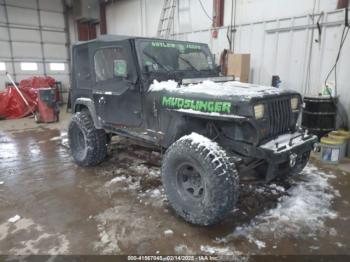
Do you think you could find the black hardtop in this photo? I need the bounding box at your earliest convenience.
[72,34,209,48]
[73,35,133,47]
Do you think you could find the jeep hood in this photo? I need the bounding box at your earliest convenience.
[149,80,297,102]
[148,80,299,119]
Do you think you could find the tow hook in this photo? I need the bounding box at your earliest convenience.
[313,142,321,153]
[289,153,297,167]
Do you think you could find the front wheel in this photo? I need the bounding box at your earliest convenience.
[68,110,107,167]
[161,133,239,226]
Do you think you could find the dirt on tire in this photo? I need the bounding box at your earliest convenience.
[68,110,107,167]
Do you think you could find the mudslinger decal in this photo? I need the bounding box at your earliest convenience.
[161,96,231,113]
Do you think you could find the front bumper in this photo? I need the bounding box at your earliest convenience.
[223,130,317,182]
[257,132,318,164]
[228,131,318,164]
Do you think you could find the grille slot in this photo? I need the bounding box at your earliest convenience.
[267,98,292,138]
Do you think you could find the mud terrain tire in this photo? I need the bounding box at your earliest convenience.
[68,110,107,166]
[161,133,239,226]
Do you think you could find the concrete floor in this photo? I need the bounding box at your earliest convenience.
[0,109,350,257]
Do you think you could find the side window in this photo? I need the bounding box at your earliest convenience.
[75,45,90,80]
[94,47,127,82]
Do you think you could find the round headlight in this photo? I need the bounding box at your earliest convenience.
[291,97,299,111]
[254,104,265,119]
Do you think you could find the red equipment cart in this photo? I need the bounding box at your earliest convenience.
[34,88,60,123]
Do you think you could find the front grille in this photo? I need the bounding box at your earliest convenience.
[267,98,292,138]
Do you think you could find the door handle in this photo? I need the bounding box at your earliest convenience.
[98,96,106,105]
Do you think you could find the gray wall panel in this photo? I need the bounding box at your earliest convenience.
[0,27,9,40]
[43,44,68,59]
[0,5,6,23]
[12,42,42,58]
[42,31,66,43]
[40,11,65,28]
[10,28,41,42]
[0,77,7,88]
[7,6,39,26]
[0,42,11,58]
[39,0,63,12]
[6,0,37,9]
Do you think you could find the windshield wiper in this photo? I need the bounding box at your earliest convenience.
[178,56,200,72]
[142,50,170,73]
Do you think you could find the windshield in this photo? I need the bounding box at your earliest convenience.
[137,39,216,74]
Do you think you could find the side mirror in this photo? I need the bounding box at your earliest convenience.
[114,59,128,78]
[144,64,154,74]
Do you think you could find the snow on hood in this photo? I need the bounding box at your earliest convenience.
[149,80,288,99]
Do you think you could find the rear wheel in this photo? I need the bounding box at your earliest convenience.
[68,110,107,166]
[161,133,239,226]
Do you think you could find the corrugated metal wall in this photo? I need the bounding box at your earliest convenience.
[176,9,349,95]
[0,0,70,94]
[106,0,350,126]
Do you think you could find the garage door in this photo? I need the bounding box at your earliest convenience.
[0,0,69,99]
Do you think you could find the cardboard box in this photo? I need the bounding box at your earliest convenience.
[227,53,250,83]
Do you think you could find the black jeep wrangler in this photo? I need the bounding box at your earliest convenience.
[68,35,317,226]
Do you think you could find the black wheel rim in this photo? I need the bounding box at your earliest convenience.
[176,163,204,201]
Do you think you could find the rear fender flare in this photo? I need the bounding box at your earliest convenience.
[73,98,102,129]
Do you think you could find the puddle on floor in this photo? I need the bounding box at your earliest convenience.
[0,128,349,257]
